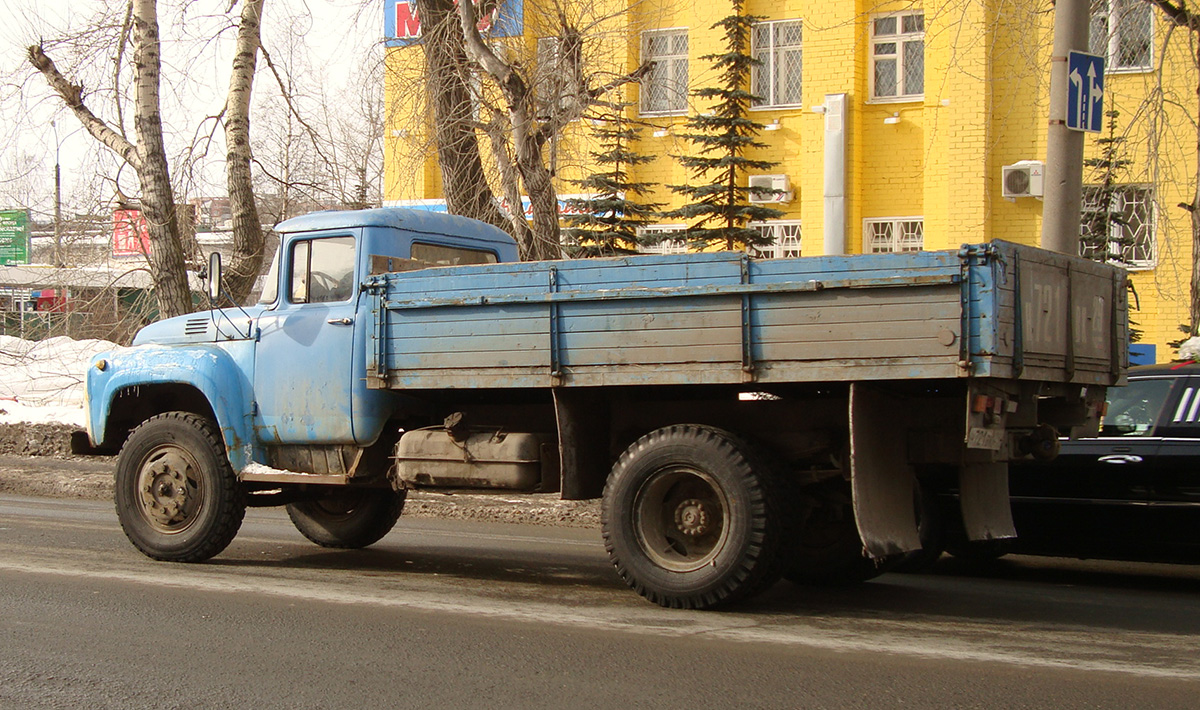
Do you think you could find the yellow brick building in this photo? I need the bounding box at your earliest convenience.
[383,0,1192,363]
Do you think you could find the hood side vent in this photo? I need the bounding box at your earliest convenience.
[184,318,211,336]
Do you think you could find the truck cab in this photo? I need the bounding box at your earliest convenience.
[84,208,517,473]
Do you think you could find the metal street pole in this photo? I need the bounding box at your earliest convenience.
[1041,0,1091,254]
[52,120,63,268]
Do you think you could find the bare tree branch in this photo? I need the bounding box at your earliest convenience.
[27,43,143,173]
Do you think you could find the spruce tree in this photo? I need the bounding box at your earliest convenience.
[1082,109,1142,343]
[1081,110,1134,263]
[562,104,664,257]
[665,0,784,251]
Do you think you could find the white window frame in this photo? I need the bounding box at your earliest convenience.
[863,217,924,253]
[1080,184,1156,269]
[746,220,802,259]
[869,11,925,103]
[1090,0,1154,74]
[638,224,689,254]
[640,28,689,116]
[751,19,803,110]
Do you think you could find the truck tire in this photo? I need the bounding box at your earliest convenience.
[286,489,406,549]
[114,412,246,562]
[781,482,886,586]
[601,425,785,609]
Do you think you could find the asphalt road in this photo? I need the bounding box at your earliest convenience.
[2,494,1199,709]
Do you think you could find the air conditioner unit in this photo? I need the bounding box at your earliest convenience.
[1002,160,1045,198]
[748,174,794,204]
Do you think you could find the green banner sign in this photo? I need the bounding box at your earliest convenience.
[0,209,30,266]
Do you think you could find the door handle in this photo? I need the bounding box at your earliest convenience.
[327,317,354,326]
[1097,454,1143,464]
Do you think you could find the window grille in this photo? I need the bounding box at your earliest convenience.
[641,29,689,115]
[751,20,802,108]
[871,12,924,100]
[638,225,689,254]
[863,217,924,253]
[747,221,802,258]
[1080,185,1155,268]
[1090,0,1153,72]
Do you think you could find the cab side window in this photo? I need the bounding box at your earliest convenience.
[290,236,356,304]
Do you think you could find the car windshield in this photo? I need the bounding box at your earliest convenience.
[1100,377,1174,436]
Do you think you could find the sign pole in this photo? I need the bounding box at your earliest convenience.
[1041,0,1091,255]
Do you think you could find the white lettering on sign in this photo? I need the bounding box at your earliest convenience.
[1026,282,1063,348]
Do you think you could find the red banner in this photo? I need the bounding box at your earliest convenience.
[113,209,151,257]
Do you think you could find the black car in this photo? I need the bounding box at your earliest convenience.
[912,363,1200,566]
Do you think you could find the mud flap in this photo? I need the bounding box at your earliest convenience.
[552,389,610,500]
[849,382,922,558]
[959,462,1017,542]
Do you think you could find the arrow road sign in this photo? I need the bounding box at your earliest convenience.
[1066,51,1105,133]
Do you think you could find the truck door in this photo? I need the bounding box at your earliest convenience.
[254,231,360,444]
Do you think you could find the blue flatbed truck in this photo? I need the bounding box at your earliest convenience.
[78,208,1127,609]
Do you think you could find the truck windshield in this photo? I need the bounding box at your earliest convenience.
[257,246,280,304]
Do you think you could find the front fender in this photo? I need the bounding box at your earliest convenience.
[87,343,257,470]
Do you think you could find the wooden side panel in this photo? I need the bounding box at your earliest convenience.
[371,244,1126,391]
[754,286,962,363]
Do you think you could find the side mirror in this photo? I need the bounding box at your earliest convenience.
[207,251,223,303]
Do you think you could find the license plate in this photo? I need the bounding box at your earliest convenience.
[967,426,1004,450]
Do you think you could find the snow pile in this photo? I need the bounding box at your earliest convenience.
[0,335,119,426]
[1179,336,1200,363]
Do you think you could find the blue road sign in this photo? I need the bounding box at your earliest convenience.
[1066,51,1105,133]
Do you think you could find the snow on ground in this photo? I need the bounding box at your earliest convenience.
[0,335,119,426]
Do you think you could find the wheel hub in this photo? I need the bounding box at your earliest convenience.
[139,452,194,528]
[674,498,711,537]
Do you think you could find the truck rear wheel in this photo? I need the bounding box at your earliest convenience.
[286,489,406,549]
[114,412,246,562]
[782,482,886,586]
[601,425,784,609]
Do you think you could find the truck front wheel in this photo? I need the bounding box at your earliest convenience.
[286,489,406,549]
[601,425,784,609]
[114,412,246,562]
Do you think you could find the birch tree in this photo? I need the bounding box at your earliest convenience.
[28,0,192,318]
[224,0,267,305]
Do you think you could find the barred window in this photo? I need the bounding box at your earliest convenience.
[864,217,924,253]
[751,20,802,109]
[1090,0,1153,72]
[747,221,802,259]
[871,12,924,100]
[638,225,689,254]
[1080,185,1155,268]
[641,29,689,115]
